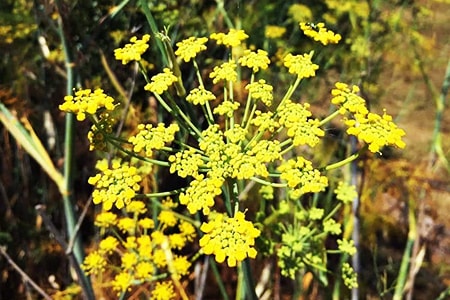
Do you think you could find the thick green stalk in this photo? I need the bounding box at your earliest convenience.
[393,200,416,300]
[54,1,94,298]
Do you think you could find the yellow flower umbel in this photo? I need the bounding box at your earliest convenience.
[88,159,142,210]
[210,28,249,47]
[175,36,208,62]
[283,52,319,78]
[238,49,271,72]
[128,123,180,157]
[299,22,341,45]
[114,34,151,64]
[210,61,238,83]
[345,111,406,153]
[59,88,116,121]
[144,68,179,95]
[199,211,260,267]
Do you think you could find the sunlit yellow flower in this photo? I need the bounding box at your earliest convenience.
[175,36,208,62]
[278,157,328,194]
[88,160,142,211]
[283,53,319,78]
[94,211,118,228]
[238,49,270,72]
[59,88,116,121]
[112,271,133,294]
[152,281,175,300]
[210,29,248,47]
[138,217,155,229]
[213,100,240,117]
[299,22,341,45]
[158,210,177,229]
[277,100,324,147]
[114,34,150,64]
[331,82,369,115]
[199,211,260,267]
[128,123,180,157]
[135,261,154,280]
[168,148,204,178]
[118,217,136,234]
[171,255,191,279]
[210,60,238,83]
[125,200,147,214]
[345,110,406,153]
[98,236,119,255]
[81,251,106,275]
[144,68,178,94]
[186,87,216,105]
[179,174,224,215]
[265,25,286,39]
[245,79,273,106]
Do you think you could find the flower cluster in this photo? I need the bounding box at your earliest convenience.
[331,82,406,152]
[82,197,195,298]
[210,28,248,47]
[265,25,286,39]
[283,52,319,78]
[114,34,151,64]
[128,123,180,157]
[87,159,142,210]
[60,18,406,296]
[300,22,342,45]
[199,211,260,267]
[278,157,328,196]
[59,88,116,121]
[175,36,208,62]
[144,68,179,94]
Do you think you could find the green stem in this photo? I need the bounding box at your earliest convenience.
[319,109,341,126]
[324,151,361,171]
[138,0,168,67]
[242,259,258,300]
[209,257,230,300]
[54,1,94,298]
[393,201,416,300]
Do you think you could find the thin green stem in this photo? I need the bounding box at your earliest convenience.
[138,0,168,66]
[319,109,341,126]
[324,151,361,171]
[209,257,230,300]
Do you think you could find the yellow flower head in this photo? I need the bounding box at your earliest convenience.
[186,87,216,105]
[152,281,175,300]
[210,29,248,47]
[331,82,369,115]
[112,272,133,295]
[94,211,118,228]
[199,211,260,267]
[114,34,150,64]
[299,22,341,45]
[265,25,286,39]
[245,79,273,106]
[81,251,107,275]
[345,110,406,153]
[238,49,270,72]
[128,123,180,157]
[210,60,238,83]
[175,36,208,62]
[179,174,224,215]
[213,100,240,117]
[144,68,178,94]
[278,157,328,194]
[88,161,142,211]
[283,53,319,78]
[98,236,119,255]
[277,100,324,147]
[59,88,116,121]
